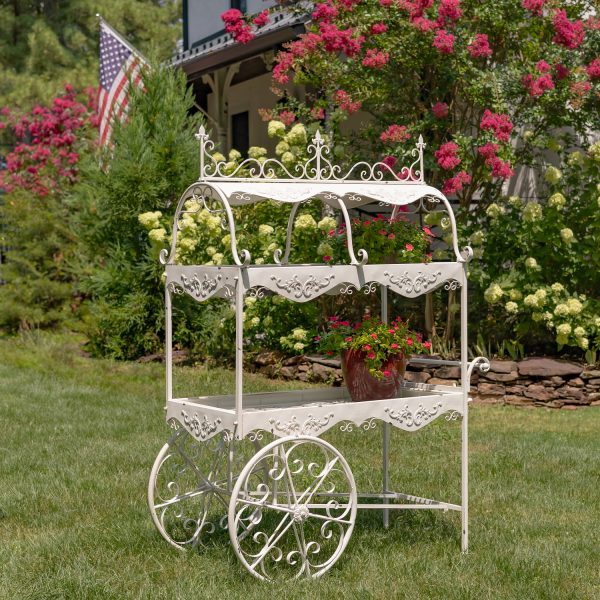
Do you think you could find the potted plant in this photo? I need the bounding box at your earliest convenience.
[316,315,431,401]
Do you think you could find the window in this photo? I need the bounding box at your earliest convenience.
[230,0,247,12]
[231,111,249,157]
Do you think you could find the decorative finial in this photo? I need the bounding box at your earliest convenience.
[195,125,207,140]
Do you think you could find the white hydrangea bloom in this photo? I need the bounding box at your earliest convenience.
[579,338,589,350]
[148,228,167,243]
[588,141,600,161]
[486,203,504,219]
[470,230,485,245]
[251,316,260,327]
[524,294,538,308]
[551,283,564,294]
[543,312,553,321]
[212,253,224,265]
[560,228,574,243]
[556,323,572,336]
[532,312,543,322]
[292,328,307,341]
[255,257,265,264]
[275,141,290,156]
[179,216,197,231]
[294,214,318,230]
[244,296,256,307]
[484,283,504,303]
[263,316,272,327]
[567,151,584,166]
[525,257,538,270]
[595,317,600,327]
[259,224,274,236]
[211,152,226,163]
[574,326,585,338]
[505,301,519,314]
[228,149,242,161]
[509,289,523,301]
[548,193,566,209]
[567,298,583,314]
[285,123,307,146]
[248,146,267,159]
[179,237,196,251]
[544,166,562,184]
[507,195,522,207]
[523,203,542,222]
[293,342,305,352]
[138,211,162,230]
[317,242,334,256]
[534,289,547,302]
[554,303,569,316]
[281,151,295,167]
[318,216,337,231]
[267,120,286,138]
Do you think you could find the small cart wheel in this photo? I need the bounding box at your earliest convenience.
[148,427,231,550]
[228,435,357,581]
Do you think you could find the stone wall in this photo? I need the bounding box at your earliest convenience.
[251,353,600,409]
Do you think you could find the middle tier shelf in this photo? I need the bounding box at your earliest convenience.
[166,382,465,442]
[165,261,465,303]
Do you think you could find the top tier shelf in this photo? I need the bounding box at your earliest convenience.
[160,128,473,268]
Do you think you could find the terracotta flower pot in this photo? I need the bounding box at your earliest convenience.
[341,349,408,402]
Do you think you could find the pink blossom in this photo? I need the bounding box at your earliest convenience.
[364,344,372,351]
[536,60,551,73]
[371,23,388,35]
[253,10,269,27]
[423,341,432,350]
[468,34,492,58]
[522,73,554,97]
[379,0,393,6]
[391,343,399,349]
[553,9,585,49]
[406,338,414,346]
[555,63,570,80]
[477,142,499,160]
[586,59,600,80]
[323,255,332,262]
[345,336,353,342]
[435,141,461,170]
[319,22,364,57]
[380,125,411,144]
[311,106,325,120]
[570,80,591,98]
[405,243,414,251]
[382,155,397,168]
[388,233,396,240]
[480,109,513,143]
[432,29,455,54]
[338,0,361,9]
[442,171,472,195]
[289,33,321,58]
[379,229,388,235]
[279,110,296,126]
[382,370,391,378]
[221,8,243,24]
[487,157,514,179]
[438,0,462,23]
[273,51,293,84]
[432,102,449,119]
[371,333,378,339]
[423,226,435,237]
[362,48,390,69]
[312,2,338,22]
[367,351,376,359]
[221,9,255,44]
[411,17,438,32]
[522,0,545,16]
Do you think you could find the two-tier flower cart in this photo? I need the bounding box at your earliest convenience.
[147,127,489,581]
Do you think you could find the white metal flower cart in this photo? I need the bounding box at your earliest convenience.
[148,127,489,581]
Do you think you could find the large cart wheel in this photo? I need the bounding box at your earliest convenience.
[228,436,357,581]
[148,427,232,550]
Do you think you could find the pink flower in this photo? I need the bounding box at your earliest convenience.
[379,229,388,235]
[362,48,390,69]
[487,157,514,179]
[371,22,388,34]
[367,351,376,359]
[477,142,499,159]
[423,226,435,237]
[319,22,364,57]
[279,110,296,126]
[345,336,353,342]
[432,102,449,119]
[371,333,378,339]
[468,34,492,58]
[438,0,462,23]
[380,124,411,144]
[406,338,414,346]
[536,60,551,73]
[480,109,513,143]
[553,9,585,49]
[323,255,332,262]
[435,141,461,170]
[363,344,372,351]
[311,106,326,120]
[405,243,414,251]
[586,58,600,80]
[314,335,321,341]
[253,10,270,27]
[273,51,293,84]
[391,343,399,349]
[221,8,243,24]
[382,155,397,169]
[388,233,396,240]
[411,17,438,32]
[423,341,432,350]
[221,9,255,44]
[570,80,591,99]
[522,73,554,97]
[379,0,393,6]
[334,90,362,114]
[442,171,472,195]
[522,0,545,16]
[382,370,391,378]
[312,2,338,22]
[432,29,455,54]
[555,63,570,80]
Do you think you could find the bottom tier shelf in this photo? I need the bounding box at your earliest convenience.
[166,382,465,442]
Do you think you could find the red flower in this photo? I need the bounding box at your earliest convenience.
[367,351,376,359]
[423,341,432,350]
[371,23,388,35]
[382,155,397,169]
[412,17,438,32]
[334,90,362,114]
[388,233,396,240]
[323,255,332,262]
[435,141,461,170]
[253,10,270,27]
[391,343,399,349]
[432,29,455,54]
[586,58,600,80]
[311,106,326,120]
[423,226,435,237]
[487,157,514,179]
[553,9,585,49]
[380,124,411,144]
[405,243,414,251]
[536,60,551,73]
[432,102,449,119]
[438,0,462,23]
[279,110,296,126]
[442,171,472,194]
[379,229,388,235]
[345,336,353,342]
[468,34,492,58]
[382,370,392,378]
[362,48,390,69]
[371,333,378,339]
[522,0,545,16]
[363,344,372,351]
[522,73,554,97]
[477,142,499,159]
[555,63,570,80]
[312,2,338,22]
[480,109,513,143]
[407,338,413,345]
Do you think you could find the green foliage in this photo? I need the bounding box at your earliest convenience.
[467,143,600,356]
[75,63,202,359]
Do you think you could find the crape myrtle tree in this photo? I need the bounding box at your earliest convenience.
[223,0,600,347]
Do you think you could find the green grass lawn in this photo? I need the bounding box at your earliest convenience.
[0,332,599,599]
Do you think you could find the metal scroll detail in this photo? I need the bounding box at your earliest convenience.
[181,410,222,440]
[269,413,335,436]
[197,125,425,183]
[384,402,444,429]
[384,270,443,295]
[339,418,377,432]
[270,274,335,300]
[180,273,221,299]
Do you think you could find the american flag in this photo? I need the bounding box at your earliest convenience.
[97,19,146,147]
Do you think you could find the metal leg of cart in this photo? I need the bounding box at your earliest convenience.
[460,261,469,553]
[381,285,390,529]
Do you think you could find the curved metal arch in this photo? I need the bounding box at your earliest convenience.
[160,182,251,267]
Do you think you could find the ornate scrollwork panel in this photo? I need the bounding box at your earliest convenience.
[383,269,443,296]
[385,402,444,429]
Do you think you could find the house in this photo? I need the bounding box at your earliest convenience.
[172,1,309,154]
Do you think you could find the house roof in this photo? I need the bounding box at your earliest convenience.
[171,8,309,78]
